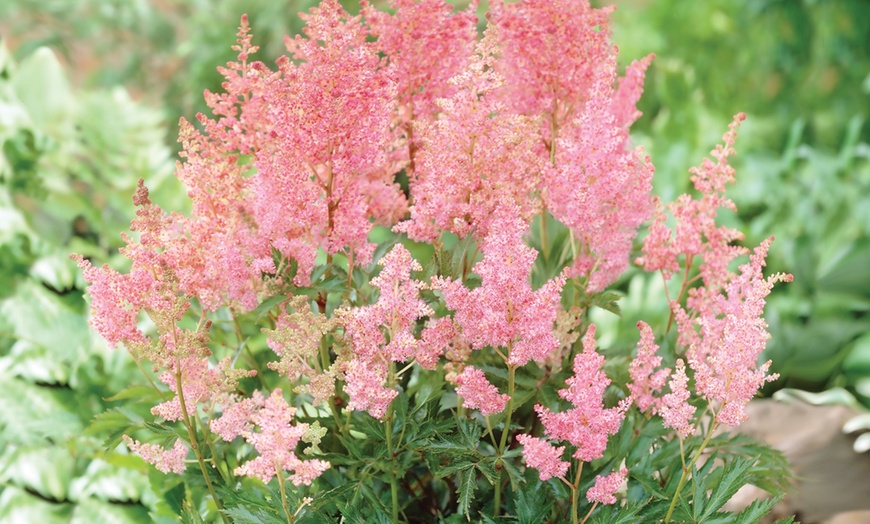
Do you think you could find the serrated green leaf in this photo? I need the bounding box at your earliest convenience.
[252,294,289,321]
[732,496,781,524]
[457,468,477,520]
[698,458,755,521]
[515,483,550,524]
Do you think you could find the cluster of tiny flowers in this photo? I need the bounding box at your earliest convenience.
[342,245,440,418]
[627,321,670,414]
[658,360,696,440]
[515,434,569,482]
[454,366,510,416]
[433,204,564,366]
[586,467,629,505]
[265,296,339,405]
[230,389,330,486]
[123,436,187,475]
[685,238,792,427]
[529,325,628,464]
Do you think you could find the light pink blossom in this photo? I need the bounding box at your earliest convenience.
[535,325,627,462]
[453,366,510,416]
[586,467,628,505]
[433,204,564,366]
[234,389,330,486]
[516,434,569,481]
[627,321,670,413]
[123,436,187,475]
[659,359,696,440]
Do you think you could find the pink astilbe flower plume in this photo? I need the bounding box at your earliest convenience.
[516,434,569,481]
[638,113,749,295]
[586,467,628,505]
[547,60,655,290]
[658,359,696,440]
[233,389,330,486]
[342,245,443,418]
[533,325,628,463]
[491,0,654,291]
[253,0,406,274]
[363,0,478,174]
[432,204,564,366]
[628,321,670,414]
[397,24,543,242]
[265,296,340,406]
[454,366,510,416]
[123,437,188,475]
[684,238,792,427]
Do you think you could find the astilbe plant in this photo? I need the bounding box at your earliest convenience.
[74,1,795,522]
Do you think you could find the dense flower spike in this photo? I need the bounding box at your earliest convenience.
[659,359,696,440]
[492,0,654,291]
[454,366,510,416]
[255,0,406,272]
[516,434,570,481]
[586,467,628,505]
[638,113,749,291]
[398,25,543,242]
[433,204,564,366]
[265,296,339,405]
[685,238,792,426]
[534,325,628,462]
[342,245,438,418]
[234,389,330,486]
[628,321,670,413]
[363,0,478,173]
[123,436,187,475]
[547,61,655,290]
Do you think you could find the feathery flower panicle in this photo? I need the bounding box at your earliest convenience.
[534,325,627,462]
[211,393,264,442]
[152,355,256,423]
[265,296,339,405]
[658,359,696,440]
[123,436,188,475]
[234,389,330,486]
[363,0,479,172]
[253,0,405,272]
[432,204,564,366]
[546,56,655,291]
[343,359,398,420]
[516,434,569,481]
[342,245,441,418]
[453,366,510,416]
[685,238,792,427]
[638,113,749,294]
[491,0,614,129]
[398,24,543,242]
[586,467,628,505]
[628,321,670,414]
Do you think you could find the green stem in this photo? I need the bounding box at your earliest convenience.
[385,363,399,523]
[277,470,294,524]
[175,368,229,524]
[571,461,584,524]
[493,364,517,516]
[319,337,344,431]
[579,501,598,524]
[665,420,719,522]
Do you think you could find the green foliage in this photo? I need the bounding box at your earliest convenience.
[0,37,178,523]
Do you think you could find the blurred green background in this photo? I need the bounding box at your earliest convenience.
[0,0,868,521]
